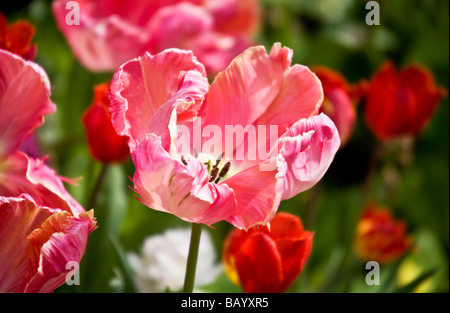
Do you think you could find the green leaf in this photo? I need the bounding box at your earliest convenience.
[394,268,437,293]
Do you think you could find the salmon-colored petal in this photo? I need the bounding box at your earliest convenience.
[236,64,322,168]
[256,64,322,129]
[0,49,55,158]
[224,159,285,230]
[202,44,293,157]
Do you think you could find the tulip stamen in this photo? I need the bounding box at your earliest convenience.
[181,155,188,166]
[208,167,219,182]
[214,162,231,184]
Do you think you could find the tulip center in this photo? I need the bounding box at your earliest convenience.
[181,152,231,184]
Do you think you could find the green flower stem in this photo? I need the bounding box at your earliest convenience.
[87,162,108,210]
[183,223,203,293]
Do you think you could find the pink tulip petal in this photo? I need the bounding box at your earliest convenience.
[145,2,251,74]
[132,134,235,226]
[146,2,213,54]
[207,0,261,36]
[279,113,340,200]
[0,49,55,158]
[224,113,339,229]
[146,70,209,153]
[109,49,206,151]
[0,195,55,292]
[0,152,84,215]
[24,209,96,293]
[52,0,151,72]
[188,31,250,75]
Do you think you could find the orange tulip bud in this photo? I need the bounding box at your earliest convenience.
[355,205,411,264]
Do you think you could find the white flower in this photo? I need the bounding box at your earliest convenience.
[128,228,222,293]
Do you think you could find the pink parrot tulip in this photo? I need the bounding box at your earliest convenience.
[52,0,260,74]
[0,48,96,292]
[110,43,341,230]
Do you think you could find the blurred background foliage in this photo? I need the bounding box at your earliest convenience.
[2,0,448,293]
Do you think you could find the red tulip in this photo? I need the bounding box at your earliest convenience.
[0,12,36,60]
[82,83,130,163]
[364,61,446,140]
[222,212,313,293]
[355,205,411,264]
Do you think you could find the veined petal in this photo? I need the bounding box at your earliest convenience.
[202,43,293,157]
[278,113,340,200]
[0,49,55,158]
[109,49,206,151]
[132,134,235,226]
[233,63,323,170]
[0,195,54,293]
[24,209,96,293]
